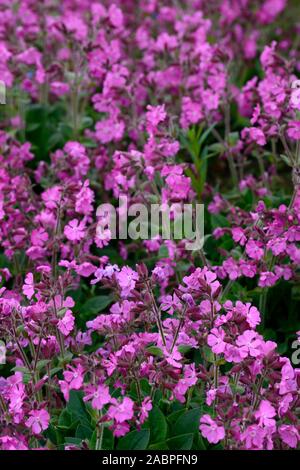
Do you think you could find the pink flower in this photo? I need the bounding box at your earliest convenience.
[25,409,50,435]
[163,347,182,368]
[207,328,226,354]
[59,364,84,401]
[199,415,225,444]
[108,4,124,28]
[22,273,35,300]
[58,310,75,336]
[286,121,300,140]
[236,330,262,358]
[50,81,70,97]
[242,127,266,146]
[258,271,278,288]
[108,397,134,423]
[232,227,247,246]
[279,360,297,395]
[183,267,221,296]
[42,185,62,209]
[83,384,111,410]
[267,237,286,256]
[75,262,97,277]
[245,240,264,260]
[0,436,28,450]
[64,219,86,242]
[180,97,203,129]
[254,400,276,427]
[206,388,217,406]
[6,372,26,420]
[75,180,94,215]
[224,344,245,363]
[278,425,300,448]
[95,118,125,144]
[30,228,48,246]
[160,293,181,315]
[111,422,130,437]
[245,304,261,328]
[242,425,266,450]
[146,104,166,135]
[173,364,197,402]
[63,15,88,41]
[116,266,138,297]
[278,393,293,417]
[138,397,152,424]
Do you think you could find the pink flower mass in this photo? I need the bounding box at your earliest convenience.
[0,0,299,455]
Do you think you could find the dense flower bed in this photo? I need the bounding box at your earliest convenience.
[0,0,299,451]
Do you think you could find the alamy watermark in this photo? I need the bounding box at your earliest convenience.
[0,80,6,105]
[291,339,300,365]
[0,341,6,365]
[291,79,300,107]
[96,196,204,251]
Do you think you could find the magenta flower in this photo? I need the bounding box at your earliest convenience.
[25,409,50,435]
[232,227,247,246]
[245,240,264,260]
[242,127,266,146]
[242,425,266,450]
[59,364,84,401]
[207,328,226,354]
[146,104,166,134]
[138,397,152,424]
[115,266,139,297]
[83,384,111,410]
[236,330,262,358]
[64,219,86,242]
[254,400,276,427]
[279,425,300,448]
[199,415,225,444]
[111,422,130,438]
[108,397,134,423]
[22,273,35,300]
[173,364,197,402]
[286,121,300,140]
[0,436,28,450]
[58,309,75,336]
[245,303,261,328]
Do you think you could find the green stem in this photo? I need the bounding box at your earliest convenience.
[95,412,104,451]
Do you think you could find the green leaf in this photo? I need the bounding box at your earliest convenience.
[148,441,169,450]
[198,123,217,146]
[177,345,192,354]
[167,409,185,426]
[80,295,113,317]
[64,437,82,448]
[192,432,207,450]
[166,433,194,450]
[158,245,169,258]
[11,366,31,383]
[210,213,230,230]
[36,359,51,370]
[148,406,168,444]
[75,424,93,440]
[117,429,150,450]
[203,345,215,363]
[146,346,163,357]
[67,391,92,430]
[57,409,76,430]
[173,408,201,436]
[89,428,114,450]
[45,424,63,447]
[25,103,70,161]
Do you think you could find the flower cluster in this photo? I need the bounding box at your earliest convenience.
[0,0,299,452]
